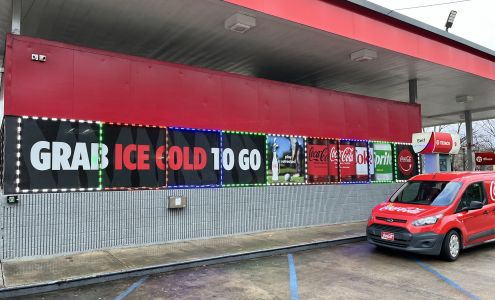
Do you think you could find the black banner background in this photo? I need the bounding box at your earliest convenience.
[167,129,220,187]
[222,133,266,185]
[19,118,100,191]
[102,124,166,188]
[395,144,419,181]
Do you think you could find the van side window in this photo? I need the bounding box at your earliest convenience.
[456,182,487,212]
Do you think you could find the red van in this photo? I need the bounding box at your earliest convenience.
[367,172,495,261]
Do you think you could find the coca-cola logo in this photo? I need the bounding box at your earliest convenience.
[329,146,338,162]
[308,146,329,162]
[340,147,354,163]
[398,149,414,175]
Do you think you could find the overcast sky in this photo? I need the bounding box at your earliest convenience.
[367,0,495,51]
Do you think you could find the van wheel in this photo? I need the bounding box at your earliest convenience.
[441,230,461,261]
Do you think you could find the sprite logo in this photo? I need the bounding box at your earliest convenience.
[373,144,393,181]
[374,151,392,166]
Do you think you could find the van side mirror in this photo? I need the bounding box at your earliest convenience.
[469,201,483,210]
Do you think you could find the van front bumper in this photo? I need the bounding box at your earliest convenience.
[367,224,445,256]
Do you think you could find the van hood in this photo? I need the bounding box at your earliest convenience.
[373,202,446,219]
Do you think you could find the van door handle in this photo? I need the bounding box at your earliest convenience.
[484,210,489,215]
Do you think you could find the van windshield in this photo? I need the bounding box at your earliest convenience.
[390,181,462,206]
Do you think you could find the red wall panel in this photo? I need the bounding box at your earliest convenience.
[4,35,421,142]
[257,81,292,134]
[318,89,346,138]
[289,86,319,136]
[73,51,131,121]
[9,38,74,117]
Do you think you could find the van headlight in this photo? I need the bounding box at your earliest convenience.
[412,214,443,226]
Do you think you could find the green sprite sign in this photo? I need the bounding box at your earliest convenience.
[370,143,393,181]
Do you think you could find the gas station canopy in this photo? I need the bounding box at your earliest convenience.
[0,0,494,127]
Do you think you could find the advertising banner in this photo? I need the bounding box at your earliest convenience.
[102,124,166,189]
[222,132,266,185]
[267,135,305,184]
[307,138,328,183]
[475,152,495,165]
[339,140,368,182]
[395,144,419,181]
[306,138,339,183]
[369,142,393,182]
[339,141,355,181]
[356,143,369,181]
[167,128,221,187]
[5,114,420,193]
[17,117,101,191]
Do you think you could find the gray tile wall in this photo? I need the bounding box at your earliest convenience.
[0,184,401,259]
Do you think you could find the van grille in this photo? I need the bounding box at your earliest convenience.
[376,216,407,224]
[369,224,409,234]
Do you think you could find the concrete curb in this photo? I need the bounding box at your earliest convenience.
[0,235,366,298]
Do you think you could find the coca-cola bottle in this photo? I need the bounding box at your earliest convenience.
[271,138,279,182]
[329,139,339,182]
[354,141,369,182]
[339,140,356,182]
[307,138,329,183]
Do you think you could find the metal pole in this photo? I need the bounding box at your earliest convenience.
[11,0,21,35]
[464,110,474,171]
[408,79,417,104]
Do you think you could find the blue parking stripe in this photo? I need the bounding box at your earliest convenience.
[114,276,149,300]
[288,254,299,300]
[415,260,480,300]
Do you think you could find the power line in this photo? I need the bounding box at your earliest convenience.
[394,0,472,11]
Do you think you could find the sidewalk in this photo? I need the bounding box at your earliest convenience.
[0,221,366,295]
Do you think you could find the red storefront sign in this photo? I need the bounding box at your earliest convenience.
[475,152,495,165]
[412,132,460,154]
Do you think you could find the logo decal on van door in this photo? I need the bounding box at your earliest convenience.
[490,181,495,201]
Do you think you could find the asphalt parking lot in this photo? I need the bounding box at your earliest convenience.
[15,240,495,300]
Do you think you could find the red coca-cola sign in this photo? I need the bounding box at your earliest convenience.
[475,152,495,165]
[307,145,329,176]
[398,148,414,176]
[339,144,356,178]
